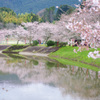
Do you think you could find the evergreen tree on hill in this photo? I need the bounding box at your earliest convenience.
[56,5,75,20]
[0,7,16,16]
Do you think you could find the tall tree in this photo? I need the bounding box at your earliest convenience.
[65,0,100,58]
[42,6,55,23]
[21,22,39,45]
[56,5,75,20]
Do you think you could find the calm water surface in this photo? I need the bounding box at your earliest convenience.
[0,54,100,100]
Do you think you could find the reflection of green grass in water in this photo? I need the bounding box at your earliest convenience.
[50,57,100,72]
[4,53,26,59]
[4,53,39,66]
[30,59,39,65]
[49,46,100,67]
[46,61,56,68]
[2,54,27,64]
[49,46,100,71]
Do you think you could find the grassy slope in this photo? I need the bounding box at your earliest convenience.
[49,46,100,69]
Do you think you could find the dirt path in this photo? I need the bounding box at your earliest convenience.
[19,52,48,57]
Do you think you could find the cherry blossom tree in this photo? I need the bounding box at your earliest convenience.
[66,0,100,48]
[37,22,72,44]
[21,22,39,45]
[55,21,81,43]
[0,29,7,44]
[64,0,100,58]
[10,26,29,44]
[0,29,12,44]
[37,22,57,43]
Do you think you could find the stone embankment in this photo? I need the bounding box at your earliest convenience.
[0,45,11,50]
[23,46,60,53]
[0,45,11,53]
[20,46,60,56]
[0,45,60,57]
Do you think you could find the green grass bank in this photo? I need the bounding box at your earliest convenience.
[49,46,100,70]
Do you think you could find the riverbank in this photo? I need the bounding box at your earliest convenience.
[49,46,100,69]
[0,45,100,70]
[1,45,59,57]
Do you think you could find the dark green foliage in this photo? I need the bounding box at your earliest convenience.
[46,61,65,68]
[47,40,55,46]
[41,5,75,22]
[0,14,3,22]
[30,59,39,65]
[32,60,39,65]
[46,61,55,68]
[59,42,67,47]
[32,40,39,46]
[0,7,16,15]
[30,13,39,22]
[54,42,67,47]
[0,4,75,24]
[56,5,75,20]
[42,6,55,23]
[66,7,75,14]
[7,45,28,51]
[0,7,41,25]
[6,54,26,59]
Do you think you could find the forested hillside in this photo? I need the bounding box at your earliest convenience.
[0,4,75,25]
[0,0,80,14]
[0,7,41,25]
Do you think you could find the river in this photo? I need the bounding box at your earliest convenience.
[0,54,100,100]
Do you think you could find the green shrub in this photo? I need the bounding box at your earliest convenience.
[33,60,39,65]
[55,42,67,47]
[47,40,55,46]
[7,45,28,51]
[32,40,39,46]
[46,61,55,68]
[59,42,67,47]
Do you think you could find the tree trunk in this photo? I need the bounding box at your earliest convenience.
[29,36,32,45]
[17,40,19,45]
[57,41,59,46]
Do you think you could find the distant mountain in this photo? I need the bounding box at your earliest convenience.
[0,0,80,14]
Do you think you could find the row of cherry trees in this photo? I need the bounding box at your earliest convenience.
[0,21,71,45]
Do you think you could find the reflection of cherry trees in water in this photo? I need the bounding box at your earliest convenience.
[60,66,100,98]
[0,57,100,99]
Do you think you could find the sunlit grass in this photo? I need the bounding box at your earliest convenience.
[49,46,100,68]
[37,44,47,47]
[50,57,100,71]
